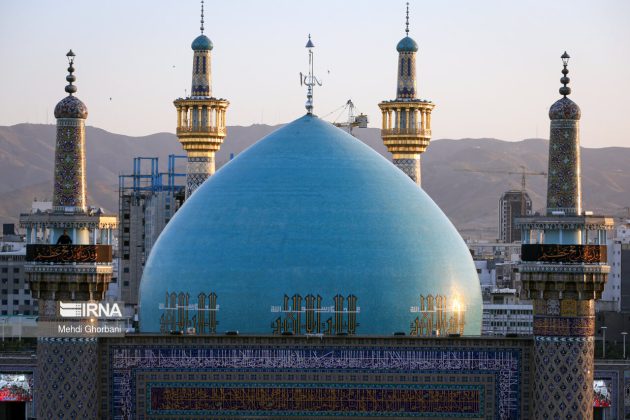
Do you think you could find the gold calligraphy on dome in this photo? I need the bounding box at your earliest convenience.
[271,294,359,335]
[410,295,465,336]
[159,291,218,334]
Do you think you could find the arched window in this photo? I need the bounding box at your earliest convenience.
[202,56,207,74]
[195,56,200,74]
[407,57,411,76]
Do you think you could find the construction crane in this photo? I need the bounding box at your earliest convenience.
[323,99,368,136]
[454,165,547,215]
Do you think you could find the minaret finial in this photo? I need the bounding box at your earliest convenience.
[559,51,571,97]
[301,34,322,115]
[200,0,205,34]
[405,2,410,36]
[65,49,77,96]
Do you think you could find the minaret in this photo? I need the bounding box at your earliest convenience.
[174,0,229,199]
[518,52,612,419]
[378,3,435,186]
[20,51,117,419]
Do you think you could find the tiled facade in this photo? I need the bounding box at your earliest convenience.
[186,156,214,197]
[547,119,581,215]
[99,335,532,419]
[37,338,98,419]
[53,119,86,210]
[392,157,421,185]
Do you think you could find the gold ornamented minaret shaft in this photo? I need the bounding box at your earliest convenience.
[378,3,434,186]
[174,0,229,198]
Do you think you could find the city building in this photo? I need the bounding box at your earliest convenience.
[621,242,630,312]
[173,0,229,198]
[467,239,522,260]
[498,189,532,242]
[483,300,533,336]
[117,155,185,312]
[475,258,533,337]
[0,226,36,317]
[600,220,630,312]
[0,242,32,318]
[378,3,435,185]
[517,52,614,417]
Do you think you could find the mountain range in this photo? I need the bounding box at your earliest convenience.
[1,123,628,239]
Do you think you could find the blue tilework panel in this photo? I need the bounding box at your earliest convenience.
[393,158,421,184]
[106,342,526,419]
[546,119,581,215]
[38,338,98,419]
[53,119,86,209]
[533,337,594,419]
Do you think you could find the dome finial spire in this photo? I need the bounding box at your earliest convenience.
[65,49,77,96]
[200,0,205,34]
[559,51,571,97]
[301,34,322,115]
[405,2,410,36]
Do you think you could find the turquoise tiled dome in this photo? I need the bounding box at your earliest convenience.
[139,115,482,335]
[397,36,418,52]
[191,34,213,51]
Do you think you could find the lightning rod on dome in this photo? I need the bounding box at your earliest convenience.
[301,34,322,114]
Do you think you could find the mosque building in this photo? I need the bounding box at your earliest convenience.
[21,4,622,420]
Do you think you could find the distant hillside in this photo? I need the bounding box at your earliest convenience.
[1,123,628,239]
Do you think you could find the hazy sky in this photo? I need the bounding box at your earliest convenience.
[1,0,629,147]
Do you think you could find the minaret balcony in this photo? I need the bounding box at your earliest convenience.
[26,244,112,264]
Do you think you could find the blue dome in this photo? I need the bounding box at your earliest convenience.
[397,36,418,52]
[191,34,213,51]
[139,115,481,335]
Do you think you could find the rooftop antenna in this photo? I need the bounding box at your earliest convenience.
[405,2,410,36]
[200,0,205,34]
[300,34,322,114]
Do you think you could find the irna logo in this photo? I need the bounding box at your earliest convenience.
[59,301,123,318]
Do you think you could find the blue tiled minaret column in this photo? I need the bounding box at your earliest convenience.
[518,52,612,419]
[19,51,117,419]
